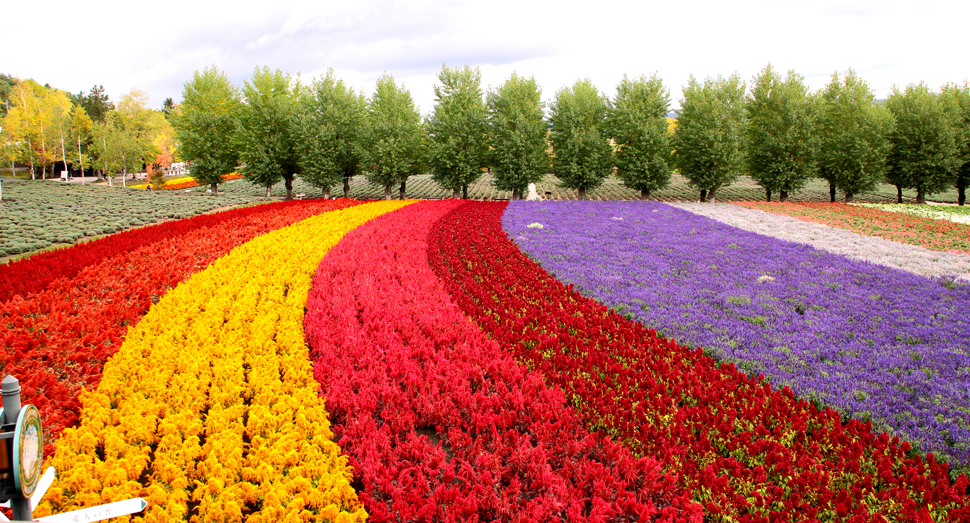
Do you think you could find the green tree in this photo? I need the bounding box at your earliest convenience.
[68,104,94,178]
[816,70,893,203]
[292,69,366,198]
[486,73,549,199]
[745,65,819,202]
[173,66,242,194]
[549,78,612,200]
[606,73,672,199]
[427,65,488,199]
[941,82,970,206]
[0,74,15,117]
[356,74,425,200]
[237,67,301,199]
[673,74,747,202]
[78,85,114,123]
[885,83,960,204]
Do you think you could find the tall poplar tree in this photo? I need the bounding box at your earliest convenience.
[817,70,893,203]
[549,79,612,200]
[673,74,747,202]
[606,73,672,199]
[885,83,960,204]
[292,69,366,198]
[427,65,488,199]
[486,73,548,199]
[173,66,242,194]
[746,64,819,202]
[237,67,301,199]
[356,74,425,200]
[941,82,970,205]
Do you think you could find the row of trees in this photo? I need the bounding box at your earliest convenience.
[0,79,175,186]
[681,66,970,205]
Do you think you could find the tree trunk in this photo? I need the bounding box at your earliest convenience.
[60,132,69,179]
[829,182,836,203]
[959,186,966,206]
[512,189,522,200]
[384,185,392,200]
[779,190,788,202]
[699,188,707,202]
[707,187,718,203]
[578,188,587,200]
[343,176,351,198]
[462,184,468,200]
[322,187,331,199]
[399,180,406,200]
[641,188,650,200]
[211,182,218,195]
[896,185,903,204]
[916,187,926,204]
[765,188,772,202]
[284,175,293,200]
[266,186,272,197]
[844,193,854,203]
[452,188,460,199]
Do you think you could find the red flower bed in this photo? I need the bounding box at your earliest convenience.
[304,200,702,522]
[0,199,359,456]
[428,201,970,522]
[0,198,339,304]
[735,202,970,255]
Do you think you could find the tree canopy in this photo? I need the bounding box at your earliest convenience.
[173,66,242,193]
[673,74,747,202]
[549,78,612,200]
[885,82,960,204]
[941,82,970,205]
[606,73,672,199]
[746,64,819,202]
[816,70,893,203]
[237,67,302,199]
[292,69,366,198]
[427,65,488,199]
[486,73,549,198]
[356,74,425,200]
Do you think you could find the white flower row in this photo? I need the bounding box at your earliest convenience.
[668,202,970,283]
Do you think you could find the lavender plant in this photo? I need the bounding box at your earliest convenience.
[504,200,970,474]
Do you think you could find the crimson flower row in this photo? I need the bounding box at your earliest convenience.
[427,201,970,522]
[304,200,702,522]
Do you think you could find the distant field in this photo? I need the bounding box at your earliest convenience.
[189,172,937,203]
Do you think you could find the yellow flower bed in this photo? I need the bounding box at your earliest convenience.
[38,200,413,522]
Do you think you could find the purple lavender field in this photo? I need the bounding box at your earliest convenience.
[503,200,970,473]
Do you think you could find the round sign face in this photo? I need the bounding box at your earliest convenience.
[13,404,43,498]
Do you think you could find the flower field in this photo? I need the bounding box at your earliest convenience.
[132,173,245,190]
[736,202,970,255]
[2,197,969,521]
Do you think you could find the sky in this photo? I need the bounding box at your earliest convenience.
[5,0,969,116]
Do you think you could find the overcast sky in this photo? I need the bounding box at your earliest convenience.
[6,0,969,115]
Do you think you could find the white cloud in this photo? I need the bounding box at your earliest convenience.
[5,0,968,113]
